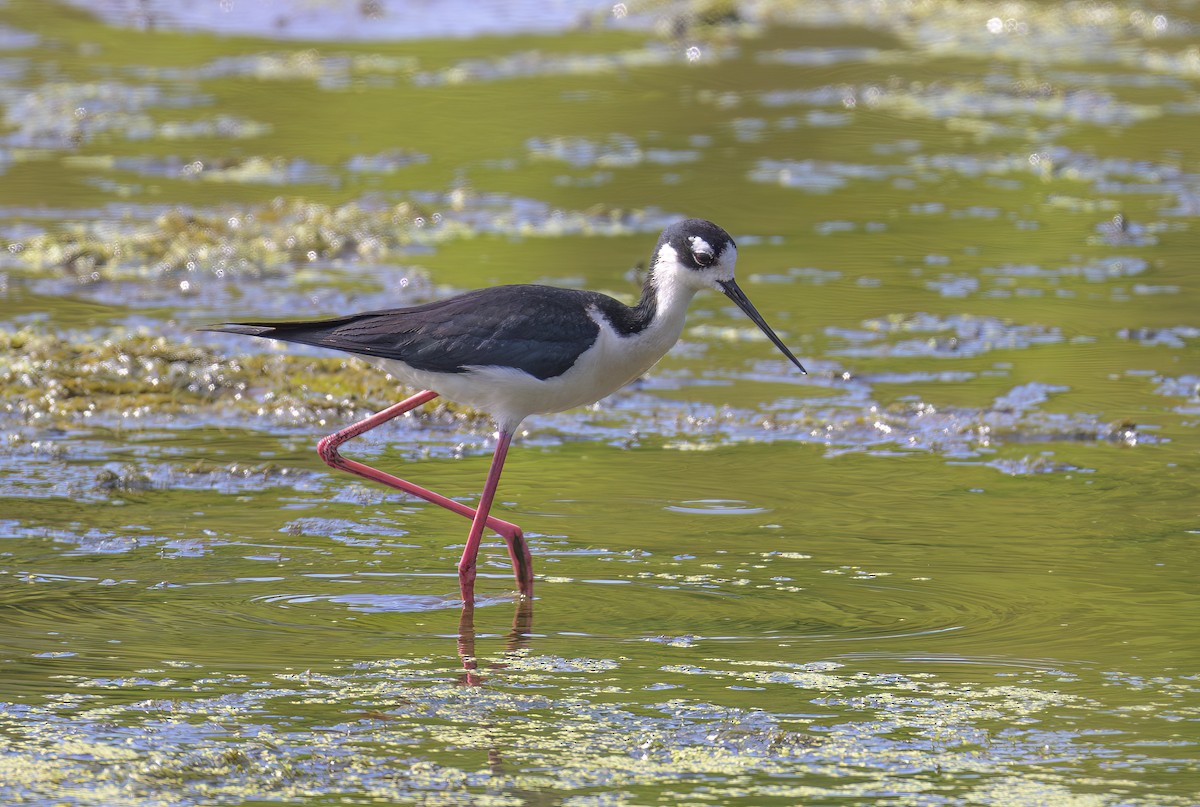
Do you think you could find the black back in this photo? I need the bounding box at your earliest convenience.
[208,284,624,380]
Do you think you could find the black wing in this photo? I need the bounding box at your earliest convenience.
[204,284,612,381]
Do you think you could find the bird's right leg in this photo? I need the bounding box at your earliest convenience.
[316,390,524,542]
[457,428,534,601]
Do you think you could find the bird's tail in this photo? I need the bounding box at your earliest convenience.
[200,322,279,337]
[199,315,360,348]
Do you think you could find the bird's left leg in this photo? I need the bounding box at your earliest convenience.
[316,390,524,539]
[316,392,533,598]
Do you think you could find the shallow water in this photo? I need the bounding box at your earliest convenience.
[1,1,1198,804]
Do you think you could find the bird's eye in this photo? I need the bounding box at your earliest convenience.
[692,250,714,266]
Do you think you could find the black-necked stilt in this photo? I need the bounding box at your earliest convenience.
[206,218,805,601]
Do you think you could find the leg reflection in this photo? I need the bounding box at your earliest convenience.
[456,597,534,687]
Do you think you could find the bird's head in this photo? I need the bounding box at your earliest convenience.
[651,218,806,374]
[652,218,739,292]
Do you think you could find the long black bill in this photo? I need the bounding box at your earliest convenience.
[718,279,807,374]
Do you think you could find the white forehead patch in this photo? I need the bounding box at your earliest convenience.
[688,235,713,254]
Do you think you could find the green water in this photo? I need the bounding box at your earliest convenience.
[1,1,1197,804]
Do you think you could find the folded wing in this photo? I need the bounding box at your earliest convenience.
[205,284,605,381]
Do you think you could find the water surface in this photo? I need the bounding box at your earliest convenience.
[1,1,1197,804]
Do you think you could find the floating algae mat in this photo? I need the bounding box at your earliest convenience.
[2,646,1191,805]
[1,0,1197,804]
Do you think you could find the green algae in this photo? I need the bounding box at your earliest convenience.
[0,326,486,429]
[0,655,1194,805]
[6,194,679,312]
[13,199,440,282]
[0,321,1146,474]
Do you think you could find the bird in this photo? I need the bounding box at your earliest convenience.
[205,218,806,601]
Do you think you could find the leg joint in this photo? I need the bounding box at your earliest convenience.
[316,434,341,467]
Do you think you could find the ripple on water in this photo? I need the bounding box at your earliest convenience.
[834,650,1080,674]
[664,499,769,516]
[251,592,459,613]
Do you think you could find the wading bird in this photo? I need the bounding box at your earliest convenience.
[207,219,805,601]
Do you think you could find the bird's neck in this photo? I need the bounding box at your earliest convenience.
[633,264,700,336]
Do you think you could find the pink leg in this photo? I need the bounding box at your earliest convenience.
[458,428,534,601]
[316,390,533,597]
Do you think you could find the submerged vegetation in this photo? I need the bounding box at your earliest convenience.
[0,326,498,437]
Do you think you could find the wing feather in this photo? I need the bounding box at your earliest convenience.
[204,285,607,381]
